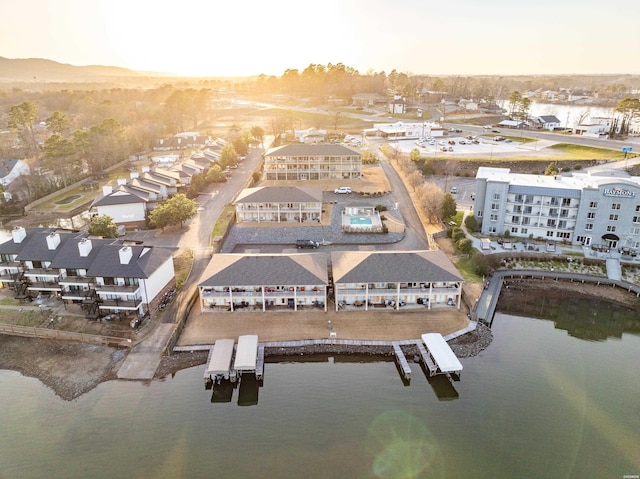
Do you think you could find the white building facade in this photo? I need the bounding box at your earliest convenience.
[474,167,640,251]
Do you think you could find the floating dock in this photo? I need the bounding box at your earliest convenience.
[392,342,411,381]
[421,333,463,378]
[204,338,236,387]
[415,340,438,376]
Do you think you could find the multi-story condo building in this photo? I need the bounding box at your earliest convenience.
[474,167,640,251]
[0,227,176,318]
[235,186,323,223]
[263,144,361,181]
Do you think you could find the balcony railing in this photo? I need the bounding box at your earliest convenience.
[99,298,143,309]
[95,284,140,294]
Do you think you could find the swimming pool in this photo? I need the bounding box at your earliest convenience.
[350,217,372,225]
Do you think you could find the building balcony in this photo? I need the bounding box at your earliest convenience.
[59,275,95,286]
[95,284,140,294]
[27,281,62,291]
[98,298,143,309]
[23,268,61,278]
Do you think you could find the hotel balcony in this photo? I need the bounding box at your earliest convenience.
[58,275,95,286]
[23,268,61,278]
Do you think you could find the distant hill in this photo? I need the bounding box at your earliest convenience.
[0,56,154,82]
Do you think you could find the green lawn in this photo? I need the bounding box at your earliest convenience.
[549,143,629,160]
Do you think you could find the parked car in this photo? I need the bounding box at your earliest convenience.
[448,140,455,145]
[334,186,352,194]
[492,129,501,133]
[296,239,319,249]
[450,187,458,194]
[448,146,454,152]
[483,125,492,129]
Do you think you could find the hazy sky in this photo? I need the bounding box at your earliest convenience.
[1,0,638,77]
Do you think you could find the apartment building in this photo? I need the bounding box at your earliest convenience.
[263,144,361,181]
[0,227,176,317]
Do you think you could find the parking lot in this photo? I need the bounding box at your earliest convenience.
[392,134,534,157]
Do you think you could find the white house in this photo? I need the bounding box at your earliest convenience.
[91,185,148,229]
[530,115,562,131]
[0,159,30,187]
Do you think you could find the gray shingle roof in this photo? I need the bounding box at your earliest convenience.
[86,245,176,279]
[49,237,116,269]
[331,250,463,284]
[14,231,84,262]
[264,144,361,157]
[198,253,329,287]
[235,186,323,204]
[0,228,57,255]
[92,187,147,207]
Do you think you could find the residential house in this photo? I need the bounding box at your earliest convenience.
[529,115,562,131]
[264,144,362,181]
[0,159,30,187]
[198,253,328,312]
[498,120,527,129]
[352,93,387,108]
[331,250,464,311]
[235,186,323,223]
[91,185,148,229]
[388,95,406,114]
[573,117,612,138]
[294,128,326,144]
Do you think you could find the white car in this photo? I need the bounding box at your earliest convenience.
[334,187,352,194]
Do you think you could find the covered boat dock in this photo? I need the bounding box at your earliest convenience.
[233,335,259,376]
[204,338,236,387]
[421,333,463,378]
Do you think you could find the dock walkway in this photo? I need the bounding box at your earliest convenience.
[415,340,438,376]
[392,342,411,380]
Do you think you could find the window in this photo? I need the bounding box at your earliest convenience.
[547,219,556,227]
[488,226,497,233]
[585,223,594,231]
[514,194,523,202]
[547,231,554,237]
[477,210,483,217]
[560,209,569,217]
[549,208,558,216]
[557,232,571,239]
[491,203,499,211]
[513,205,522,213]
[524,206,532,214]
[633,216,640,223]
[490,214,498,221]
[607,225,617,232]
[609,214,619,221]
[522,217,530,225]
[521,228,528,235]
[636,205,640,212]
[512,216,520,224]
[587,212,596,219]
[558,220,567,229]
[576,235,586,243]
[526,195,534,203]
[562,198,571,206]
[511,227,518,233]
[631,227,640,235]
[589,201,598,208]
[493,193,501,200]
[612,203,621,210]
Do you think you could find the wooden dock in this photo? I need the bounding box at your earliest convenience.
[256,344,265,380]
[392,342,411,380]
[415,341,438,376]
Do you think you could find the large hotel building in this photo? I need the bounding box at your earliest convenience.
[473,167,640,251]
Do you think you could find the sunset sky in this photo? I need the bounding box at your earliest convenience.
[1,0,638,77]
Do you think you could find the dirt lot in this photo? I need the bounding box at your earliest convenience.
[0,335,127,400]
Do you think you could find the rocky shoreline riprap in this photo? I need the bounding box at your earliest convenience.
[154,323,493,378]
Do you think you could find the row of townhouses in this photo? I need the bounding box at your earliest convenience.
[197,250,464,313]
[0,227,176,318]
[474,167,640,254]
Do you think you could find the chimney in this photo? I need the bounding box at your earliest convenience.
[119,246,133,264]
[78,238,92,257]
[130,172,139,179]
[102,185,113,196]
[11,226,26,243]
[141,166,150,173]
[46,232,61,250]
[117,178,127,185]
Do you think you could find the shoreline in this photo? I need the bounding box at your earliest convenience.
[2,278,638,401]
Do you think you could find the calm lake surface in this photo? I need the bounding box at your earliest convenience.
[1,297,639,479]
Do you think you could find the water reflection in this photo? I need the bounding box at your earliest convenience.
[497,290,640,341]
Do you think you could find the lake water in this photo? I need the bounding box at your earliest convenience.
[1,297,639,479]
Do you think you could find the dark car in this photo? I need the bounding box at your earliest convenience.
[296,240,319,249]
